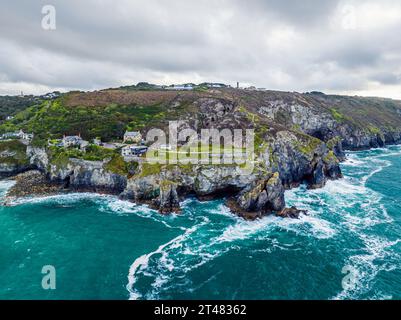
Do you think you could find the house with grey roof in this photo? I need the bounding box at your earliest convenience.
[123,131,142,143]
[62,134,89,150]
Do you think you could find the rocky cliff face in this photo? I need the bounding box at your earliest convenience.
[249,91,401,152]
[25,147,127,193]
[67,159,127,192]
[227,173,285,219]
[0,141,33,177]
[115,90,401,217]
[0,162,31,178]
[26,146,49,171]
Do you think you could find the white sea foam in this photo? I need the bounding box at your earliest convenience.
[334,236,401,300]
[0,179,16,193]
[213,208,337,244]
[328,147,401,299]
[207,203,236,218]
[126,217,209,300]
[342,157,366,167]
[4,192,113,206]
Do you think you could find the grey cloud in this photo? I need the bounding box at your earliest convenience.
[234,0,340,27]
[371,72,401,85]
[0,0,401,98]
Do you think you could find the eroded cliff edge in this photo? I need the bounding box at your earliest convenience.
[1,89,401,219]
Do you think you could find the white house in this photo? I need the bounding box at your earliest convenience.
[166,84,194,91]
[205,83,226,88]
[42,92,61,100]
[0,129,33,141]
[62,134,89,150]
[93,138,102,146]
[62,134,83,147]
[123,131,142,143]
[121,145,148,157]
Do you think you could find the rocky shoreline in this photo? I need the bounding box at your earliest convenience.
[5,170,65,198]
[2,170,123,205]
[1,138,400,220]
[3,169,308,219]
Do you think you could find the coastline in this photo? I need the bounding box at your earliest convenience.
[2,143,399,217]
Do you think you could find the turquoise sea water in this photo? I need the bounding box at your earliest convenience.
[1,146,401,300]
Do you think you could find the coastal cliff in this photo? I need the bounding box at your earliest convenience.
[0,140,33,177]
[1,88,401,218]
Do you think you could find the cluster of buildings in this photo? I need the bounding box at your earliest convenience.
[41,91,61,100]
[0,129,34,141]
[121,131,148,158]
[121,81,269,92]
[165,84,195,91]
[48,130,149,160]
[165,83,228,91]
[163,82,266,91]
[60,134,89,150]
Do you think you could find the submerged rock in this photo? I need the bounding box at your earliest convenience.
[277,206,307,219]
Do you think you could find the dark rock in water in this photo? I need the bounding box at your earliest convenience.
[277,206,307,219]
[308,160,327,189]
[225,198,264,221]
[227,172,285,219]
[154,181,181,214]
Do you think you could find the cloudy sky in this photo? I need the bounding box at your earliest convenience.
[1,0,401,98]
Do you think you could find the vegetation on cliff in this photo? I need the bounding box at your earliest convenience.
[0,140,29,166]
[0,95,42,121]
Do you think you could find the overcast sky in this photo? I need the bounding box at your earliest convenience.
[1,0,401,98]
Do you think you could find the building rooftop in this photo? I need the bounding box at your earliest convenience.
[124,131,141,137]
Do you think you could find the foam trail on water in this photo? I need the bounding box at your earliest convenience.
[126,217,209,300]
[4,192,114,206]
